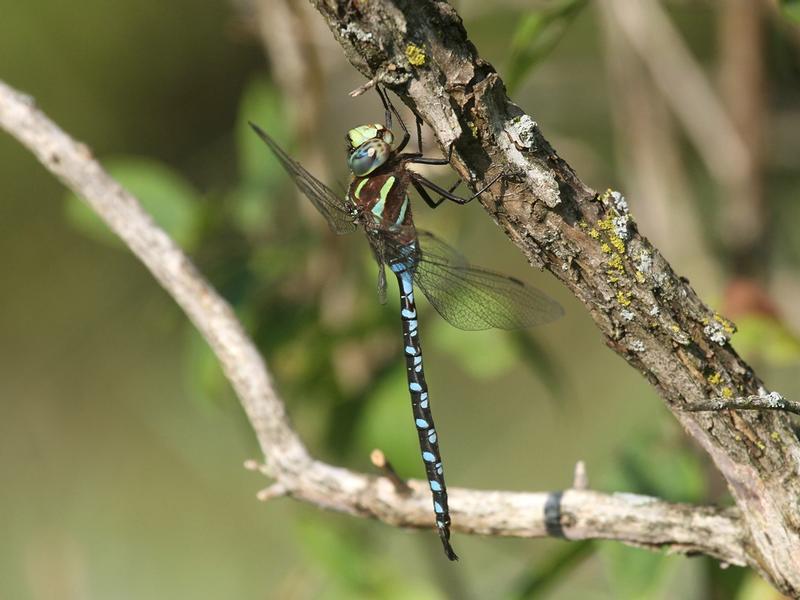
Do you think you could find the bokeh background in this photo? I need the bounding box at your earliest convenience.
[1,1,799,598]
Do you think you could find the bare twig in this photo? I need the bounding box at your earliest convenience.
[370,449,412,495]
[572,461,589,491]
[257,482,289,502]
[0,77,750,566]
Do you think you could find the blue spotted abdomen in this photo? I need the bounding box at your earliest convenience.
[392,267,458,560]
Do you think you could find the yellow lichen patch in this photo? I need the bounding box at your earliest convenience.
[634,271,645,284]
[467,120,478,138]
[608,275,619,284]
[771,431,781,442]
[601,243,611,254]
[714,313,735,334]
[707,372,722,385]
[608,253,624,271]
[610,237,625,254]
[616,290,632,307]
[670,324,680,332]
[405,43,426,66]
[579,221,588,229]
[756,440,766,451]
[588,229,599,239]
[721,387,733,399]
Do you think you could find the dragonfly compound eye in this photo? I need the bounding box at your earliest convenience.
[348,139,391,176]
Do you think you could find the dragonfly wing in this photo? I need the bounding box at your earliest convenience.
[249,123,358,234]
[412,231,564,330]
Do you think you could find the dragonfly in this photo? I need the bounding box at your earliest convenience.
[249,87,563,561]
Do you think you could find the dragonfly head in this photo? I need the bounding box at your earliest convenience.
[346,123,394,176]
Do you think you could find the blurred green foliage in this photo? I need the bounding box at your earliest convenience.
[2,0,800,598]
[506,0,589,93]
[781,0,800,22]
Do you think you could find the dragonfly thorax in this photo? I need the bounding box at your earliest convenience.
[347,123,395,177]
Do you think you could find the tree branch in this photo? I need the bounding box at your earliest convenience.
[306,0,800,593]
[0,78,752,568]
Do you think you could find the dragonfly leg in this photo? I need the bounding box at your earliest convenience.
[402,143,454,166]
[415,115,423,154]
[412,170,501,206]
[413,177,463,209]
[377,85,413,153]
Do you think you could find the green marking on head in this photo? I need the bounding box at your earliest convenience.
[347,124,380,149]
[347,123,394,150]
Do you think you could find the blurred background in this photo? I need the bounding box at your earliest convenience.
[1,0,799,598]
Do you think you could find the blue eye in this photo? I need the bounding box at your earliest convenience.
[348,140,391,176]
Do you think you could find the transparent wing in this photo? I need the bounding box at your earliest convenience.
[410,231,564,331]
[249,122,358,234]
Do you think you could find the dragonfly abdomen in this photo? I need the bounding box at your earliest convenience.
[392,264,458,561]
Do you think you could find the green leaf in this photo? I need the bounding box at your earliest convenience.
[65,157,200,248]
[236,77,285,184]
[780,0,800,22]
[182,327,229,408]
[354,366,418,473]
[233,77,287,233]
[507,329,567,400]
[600,542,682,599]
[608,430,706,503]
[509,541,595,599]
[296,519,373,592]
[430,319,518,378]
[732,314,800,366]
[506,0,588,93]
[296,517,439,599]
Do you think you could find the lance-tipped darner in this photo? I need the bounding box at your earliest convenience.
[250,87,563,561]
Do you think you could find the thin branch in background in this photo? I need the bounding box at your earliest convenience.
[718,0,768,275]
[598,0,711,270]
[602,0,753,191]
[0,77,751,568]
